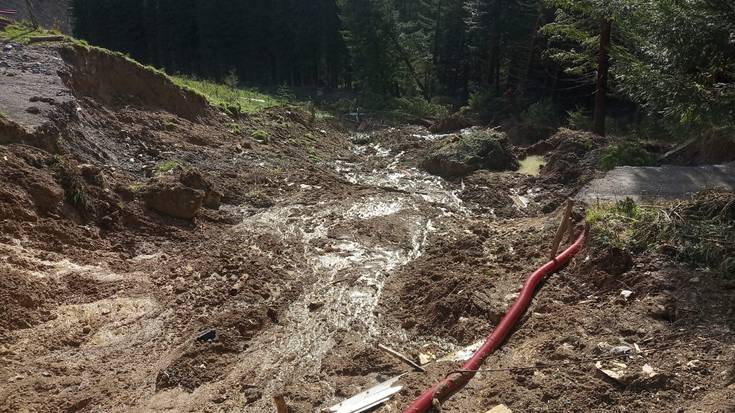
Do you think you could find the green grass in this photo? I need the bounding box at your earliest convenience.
[251,129,269,142]
[171,76,282,114]
[129,183,145,192]
[154,160,180,175]
[50,155,88,208]
[587,192,735,278]
[0,22,64,44]
[226,123,242,134]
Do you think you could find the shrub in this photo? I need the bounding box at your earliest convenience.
[599,139,657,170]
[154,160,180,175]
[467,88,504,118]
[251,129,269,143]
[395,96,449,120]
[51,156,88,208]
[566,105,593,131]
[521,99,558,130]
[587,191,735,278]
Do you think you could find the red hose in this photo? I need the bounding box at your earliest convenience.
[404,228,588,412]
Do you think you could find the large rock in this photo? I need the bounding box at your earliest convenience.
[143,181,204,219]
[420,129,519,178]
[179,168,222,209]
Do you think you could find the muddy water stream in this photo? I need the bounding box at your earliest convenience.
[240,135,469,410]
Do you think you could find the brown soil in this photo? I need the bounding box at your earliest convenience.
[0,42,733,413]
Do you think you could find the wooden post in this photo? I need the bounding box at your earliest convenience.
[592,19,612,136]
[549,199,574,260]
[273,394,288,413]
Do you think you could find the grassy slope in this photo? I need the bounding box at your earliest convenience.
[0,22,283,114]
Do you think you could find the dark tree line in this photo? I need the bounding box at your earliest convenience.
[71,0,568,101]
[72,0,350,88]
[72,0,734,133]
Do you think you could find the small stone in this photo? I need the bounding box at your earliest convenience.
[641,363,657,378]
[485,404,513,413]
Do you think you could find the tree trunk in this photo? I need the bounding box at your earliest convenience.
[593,19,612,136]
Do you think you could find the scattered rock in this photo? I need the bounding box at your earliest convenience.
[196,329,217,342]
[26,106,41,114]
[179,168,222,209]
[243,387,262,404]
[142,180,204,219]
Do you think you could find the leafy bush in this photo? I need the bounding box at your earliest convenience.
[521,99,558,130]
[467,88,504,118]
[566,106,592,131]
[395,96,449,120]
[599,140,656,170]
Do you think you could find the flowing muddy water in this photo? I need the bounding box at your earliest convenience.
[238,136,470,410]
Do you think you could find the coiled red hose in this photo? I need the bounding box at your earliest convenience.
[404,228,588,412]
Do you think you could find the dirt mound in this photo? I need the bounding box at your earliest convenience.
[429,112,472,134]
[59,45,210,121]
[381,219,553,343]
[421,129,519,178]
[661,130,735,166]
[529,128,605,186]
[0,264,57,341]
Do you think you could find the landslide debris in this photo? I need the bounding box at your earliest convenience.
[420,129,519,178]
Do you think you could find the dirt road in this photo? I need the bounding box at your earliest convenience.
[578,163,735,203]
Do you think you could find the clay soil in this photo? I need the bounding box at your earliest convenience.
[1,42,733,413]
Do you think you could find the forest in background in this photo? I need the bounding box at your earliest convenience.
[70,0,734,137]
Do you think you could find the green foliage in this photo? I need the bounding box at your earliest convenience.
[171,76,282,113]
[566,106,592,131]
[521,99,558,130]
[154,160,180,175]
[589,191,735,278]
[251,129,270,143]
[395,96,449,120]
[226,123,242,135]
[544,0,735,133]
[599,139,656,170]
[51,156,88,208]
[466,89,504,119]
[128,183,145,192]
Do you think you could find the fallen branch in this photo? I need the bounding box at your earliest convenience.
[378,343,425,372]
